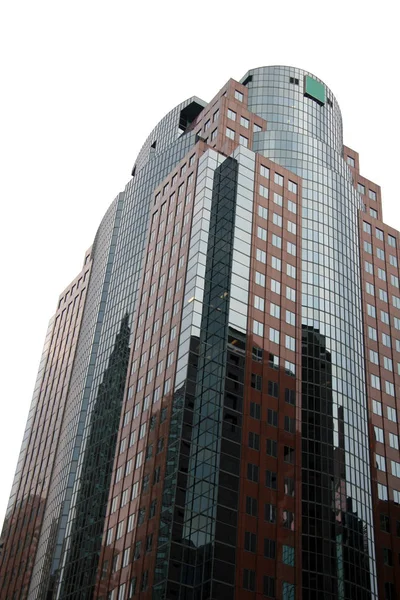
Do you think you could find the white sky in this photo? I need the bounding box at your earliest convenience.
[0,0,398,526]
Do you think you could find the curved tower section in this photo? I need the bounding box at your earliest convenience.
[243,66,376,599]
[28,95,206,600]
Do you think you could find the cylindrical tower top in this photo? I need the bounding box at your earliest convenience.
[241,66,343,153]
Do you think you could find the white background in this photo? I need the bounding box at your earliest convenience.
[0,0,398,526]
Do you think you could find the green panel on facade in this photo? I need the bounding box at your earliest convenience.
[304,75,325,104]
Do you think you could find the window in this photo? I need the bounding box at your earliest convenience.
[283,510,294,528]
[364,241,372,254]
[240,115,249,128]
[273,192,283,206]
[282,545,295,566]
[285,310,295,326]
[287,241,296,256]
[288,200,297,214]
[252,347,263,363]
[269,327,279,344]
[258,205,268,219]
[285,264,295,280]
[145,533,153,553]
[259,184,269,198]
[272,234,281,248]
[389,433,399,450]
[250,402,261,419]
[284,445,295,464]
[368,327,377,341]
[264,504,276,525]
[106,527,113,545]
[263,576,275,598]
[150,499,157,519]
[285,335,295,352]
[247,463,259,482]
[266,438,277,457]
[385,381,395,396]
[273,212,282,227]
[376,454,386,471]
[251,375,262,393]
[286,286,296,302]
[256,248,266,264]
[373,399,382,415]
[264,538,276,559]
[347,155,355,167]
[141,571,149,592]
[284,477,295,496]
[374,426,384,443]
[239,134,248,147]
[288,180,297,194]
[363,221,371,233]
[365,261,373,274]
[274,172,283,186]
[226,127,235,140]
[260,164,270,179]
[391,461,400,478]
[246,496,258,516]
[125,459,133,476]
[269,353,279,369]
[234,89,244,102]
[153,466,161,483]
[387,406,397,422]
[244,531,257,552]
[253,319,264,336]
[282,582,295,599]
[254,123,262,133]
[243,569,255,591]
[122,548,130,568]
[270,302,280,319]
[268,383,279,400]
[391,275,399,288]
[378,483,388,501]
[378,289,387,302]
[369,189,377,201]
[380,514,390,532]
[370,350,379,365]
[377,247,385,260]
[381,310,389,324]
[367,303,376,317]
[371,374,380,389]
[135,451,143,469]
[358,182,365,194]
[383,547,393,566]
[285,388,296,406]
[138,507,146,526]
[382,333,391,347]
[257,226,267,241]
[366,282,374,295]
[127,428,137,450]
[121,488,129,507]
[266,470,277,489]
[370,208,378,218]
[271,256,281,271]
[390,254,398,267]
[255,271,265,287]
[284,415,295,434]
[271,279,281,295]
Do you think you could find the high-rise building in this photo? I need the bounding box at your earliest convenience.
[1,66,399,600]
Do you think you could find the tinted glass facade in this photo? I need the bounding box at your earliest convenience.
[1,67,399,600]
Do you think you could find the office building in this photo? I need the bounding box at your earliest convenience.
[1,66,399,600]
